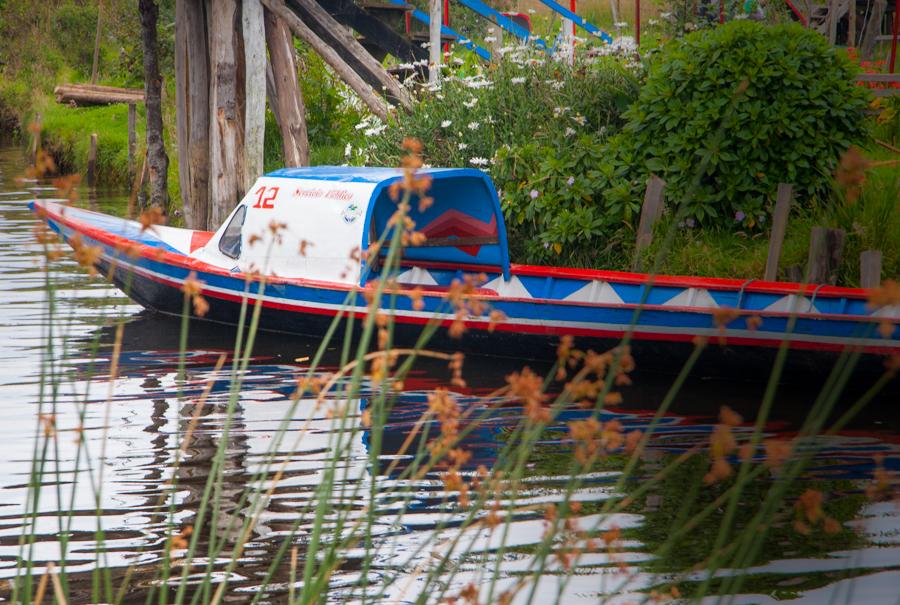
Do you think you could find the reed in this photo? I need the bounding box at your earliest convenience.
[5,122,896,605]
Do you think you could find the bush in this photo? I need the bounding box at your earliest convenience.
[617,20,870,229]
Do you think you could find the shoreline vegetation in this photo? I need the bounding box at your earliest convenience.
[0,2,897,286]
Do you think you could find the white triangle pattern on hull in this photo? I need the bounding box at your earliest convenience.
[764,294,820,314]
[661,287,719,309]
[563,280,624,305]
[482,275,533,298]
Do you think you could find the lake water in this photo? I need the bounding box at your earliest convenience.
[0,143,898,603]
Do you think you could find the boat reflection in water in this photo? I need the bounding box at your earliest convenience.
[8,311,888,603]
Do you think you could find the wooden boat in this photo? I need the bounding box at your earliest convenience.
[31,167,898,378]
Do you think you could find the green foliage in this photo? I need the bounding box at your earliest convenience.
[363,54,639,168]
[618,20,870,229]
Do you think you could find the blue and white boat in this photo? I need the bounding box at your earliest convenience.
[32,167,899,378]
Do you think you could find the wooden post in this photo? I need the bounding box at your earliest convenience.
[127,103,136,178]
[139,0,170,210]
[261,0,389,122]
[30,112,42,164]
[860,250,883,288]
[87,133,98,186]
[806,226,846,285]
[635,0,640,46]
[208,0,247,229]
[264,8,310,166]
[91,0,103,84]
[861,0,886,59]
[849,0,857,46]
[632,175,666,269]
[243,0,266,187]
[175,0,211,230]
[827,0,839,44]
[764,183,793,282]
[429,0,441,85]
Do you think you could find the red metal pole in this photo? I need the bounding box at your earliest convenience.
[635,0,640,46]
[890,0,899,73]
[571,0,577,37]
[443,0,450,53]
[719,0,725,23]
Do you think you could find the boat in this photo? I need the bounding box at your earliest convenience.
[31,166,899,379]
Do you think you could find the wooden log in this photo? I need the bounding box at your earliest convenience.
[261,0,390,121]
[243,0,267,187]
[284,0,412,109]
[632,175,666,270]
[764,183,793,282]
[860,250,883,288]
[87,133,98,186]
[806,226,846,285]
[128,103,136,178]
[175,0,211,230]
[429,0,441,84]
[208,0,248,228]
[53,84,144,106]
[264,8,310,166]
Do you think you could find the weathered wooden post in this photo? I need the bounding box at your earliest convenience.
[860,250,883,288]
[243,0,266,188]
[127,103,136,178]
[806,226,846,284]
[208,0,247,228]
[861,0,886,59]
[827,0,839,44]
[91,0,104,84]
[763,183,793,281]
[87,133,98,186]
[30,112,42,164]
[632,175,666,270]
[264,8,309,166]
[175,0,211,230]
[429,0,441,84]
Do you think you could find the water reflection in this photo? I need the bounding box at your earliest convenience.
[1,144,898,603]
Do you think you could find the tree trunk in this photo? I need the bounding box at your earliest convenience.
[139,0,170,212]
[207,0,247,229]
[264,8,309,166]
[175,0,211,229]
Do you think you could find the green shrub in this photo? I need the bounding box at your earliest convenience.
[617,20,870,229]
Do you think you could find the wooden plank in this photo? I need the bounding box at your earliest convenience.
[208,0,248,228]
[87,133,98,186]
[175,0,211,230]
[261,0,389,121]
[285,0,412,109]
[806,226,846,285]
[243,0,266,187]
[632,175,666,270]
[860,250,883,288]
[429,0,441,84]
[856,73,900,82]
[764,183,793,282]
[264,8,309,166]
[314,0,425,63]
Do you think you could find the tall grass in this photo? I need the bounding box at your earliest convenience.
[6,123,897,605]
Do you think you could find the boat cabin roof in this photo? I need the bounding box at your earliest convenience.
[196,166,510,285]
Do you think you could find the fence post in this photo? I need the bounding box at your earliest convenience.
[128,103,137,179]
[87,133,98,186]
[806,226,846,285]
[860,250,883,288]
[764,183,793,281]
[632,175,666,270]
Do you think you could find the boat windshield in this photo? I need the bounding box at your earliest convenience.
[218,205,246,259]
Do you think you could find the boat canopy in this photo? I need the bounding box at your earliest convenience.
[196,166,510,285]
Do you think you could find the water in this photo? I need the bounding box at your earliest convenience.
[0,143,898,603]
